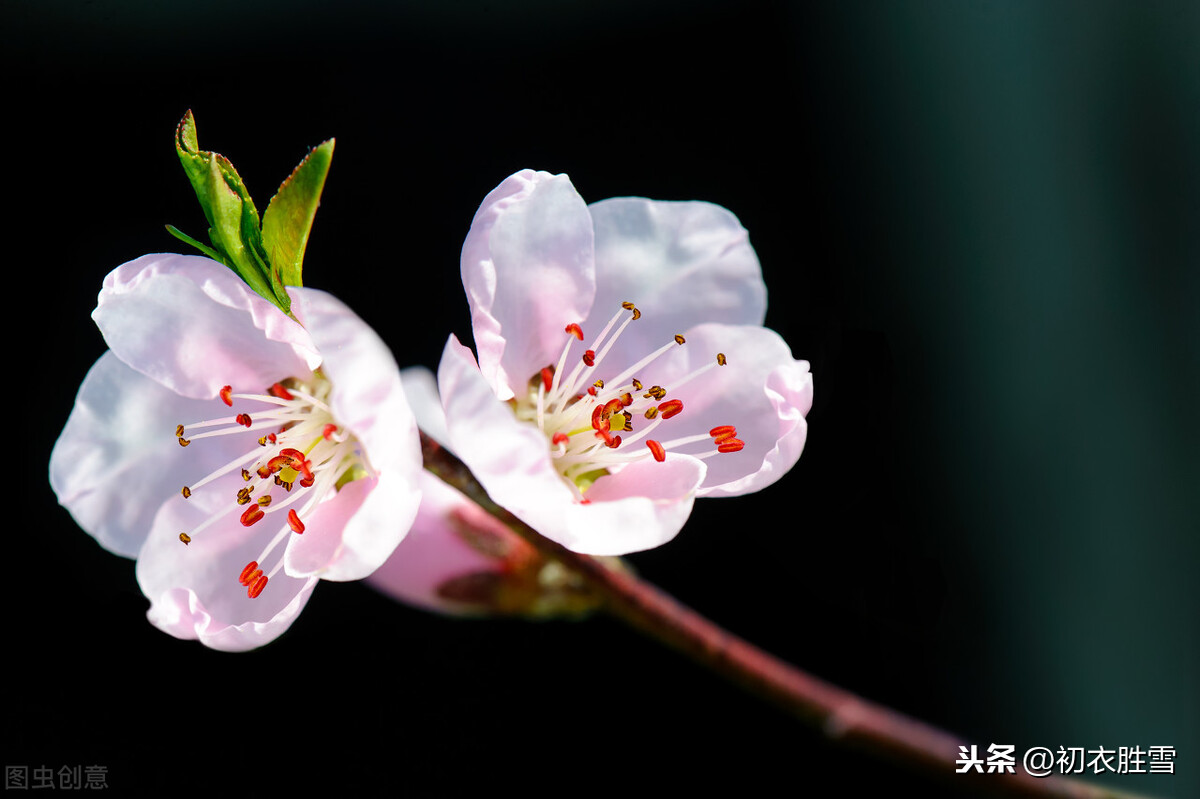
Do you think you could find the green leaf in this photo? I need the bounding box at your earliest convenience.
[175,111,217,230]
[169,111,334,317]
[203,153,279,305]
[262,139,334,289]
[172,111,290,315]
[164,224,224,261]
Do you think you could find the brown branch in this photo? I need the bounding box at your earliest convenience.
[421,432,1150,799]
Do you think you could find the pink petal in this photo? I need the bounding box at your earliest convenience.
[587,198,767,373]
[138,488,318,652]
[93,254,320,400]
[287,288,423,580]
[50,352,267,558]
[365,471,511,614]
[438,334,577,524]
[281,476,371,578]
[623,322,812,496]
[558,454,706,555]
[400,366,450,447]
[461,170,596,399]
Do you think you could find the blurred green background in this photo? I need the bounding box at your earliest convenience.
[8,1,1197,796]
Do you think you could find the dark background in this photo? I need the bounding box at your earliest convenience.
[8,1,1197,796]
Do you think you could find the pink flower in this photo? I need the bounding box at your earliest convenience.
[432,170,813,557]
[50,254,422,650]
[367,368,606,617]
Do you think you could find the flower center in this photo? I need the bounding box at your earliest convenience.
[174,375,370,598]
[513,302,744,502]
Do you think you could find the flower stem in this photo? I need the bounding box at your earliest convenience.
[420,432,1149,799]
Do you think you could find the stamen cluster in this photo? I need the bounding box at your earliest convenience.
[174,376,367,598]
[512,302,744,500]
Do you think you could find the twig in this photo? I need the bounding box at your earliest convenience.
[421,432,1149,799]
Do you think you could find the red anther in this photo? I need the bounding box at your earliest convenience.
[279,448,306,467]
[235,413,253,428]
[268,454,294,472]
[646,440,666,462]
[239,561,260,585]
[594,428,615,446]
[323,424,338,441]
[248,574,269,599]
[604,399,624,416]
[240,506,265,527]
[541,367,554,392]
[299,459,314,482]
[267,433,277,444]
[605,434,622,449]
[552,432,569,446]
[717,438,745,453]
[587,386,597,396]
[710,425,737,441]
[287,509,305,534]
[220,385,233,406]
[658,399,684,419]
[619,392,632,407]
[580,498,591,505]
[299,474,315,489]
[716,352,727,366]
[565,323,584,340]
[269,382,294,400]
[591,405,607,430]
[582,350,596,367]
[257,465,273,479]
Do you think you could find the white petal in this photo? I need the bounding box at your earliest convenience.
[400,366,450,448]
[587,197,766,370]
[461,170,596,399]
[630,322,812,496]
[559,454,706,555]
[288,288,423,580]
[437,334,580,541]
[49,352,252,558]
[138,489,318,652]
[93,254,319,400]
